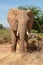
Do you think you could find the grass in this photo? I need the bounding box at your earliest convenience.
[0,28,11,44]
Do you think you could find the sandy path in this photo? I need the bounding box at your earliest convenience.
[0,44,43,65]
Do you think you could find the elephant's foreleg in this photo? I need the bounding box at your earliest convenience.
[11,30,17,52]
[19,33,25,53]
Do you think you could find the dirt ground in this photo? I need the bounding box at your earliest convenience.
[0,42,43,65]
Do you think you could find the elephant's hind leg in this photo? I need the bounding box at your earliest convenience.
[11,30,17,52]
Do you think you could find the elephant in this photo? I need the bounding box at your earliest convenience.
[7,8,34,53]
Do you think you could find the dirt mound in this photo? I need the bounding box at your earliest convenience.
[0,43,43,65]
[0,51,43,65]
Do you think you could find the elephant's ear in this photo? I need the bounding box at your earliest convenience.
[26,10,31,13]
[26,10,34,18]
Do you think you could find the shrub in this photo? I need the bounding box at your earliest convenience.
[0,24,3,29]
[0,28,11,44]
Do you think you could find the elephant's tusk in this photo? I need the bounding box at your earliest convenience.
[26,32,29,36]
[17,31,19,36]
[17,31,29,36]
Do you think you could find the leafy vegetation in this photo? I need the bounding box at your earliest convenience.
[0,24,3,29]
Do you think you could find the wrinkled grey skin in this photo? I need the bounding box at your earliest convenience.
[7,8,34,53]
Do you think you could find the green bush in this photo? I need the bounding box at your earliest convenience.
[0,24,3,29]
[31,30,38,33]
[41,25,43,30]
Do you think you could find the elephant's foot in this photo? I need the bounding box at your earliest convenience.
[11,48,16,52]
[18,40,27,54]
[11,45,16,52]
[19,47,27,54]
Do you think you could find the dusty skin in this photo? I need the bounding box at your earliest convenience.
[7,8,34,52]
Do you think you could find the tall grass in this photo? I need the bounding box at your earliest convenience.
[0,28,11,44]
